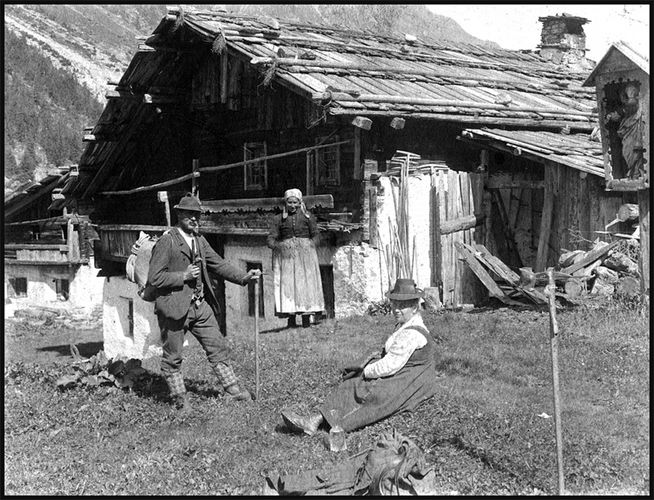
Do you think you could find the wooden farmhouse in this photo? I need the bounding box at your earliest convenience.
[52,8,641,355]
[4,166,104,317]
[583,41,650,293]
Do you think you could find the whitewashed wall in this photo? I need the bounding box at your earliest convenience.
[102,276,162,372]
[4,258,104,313]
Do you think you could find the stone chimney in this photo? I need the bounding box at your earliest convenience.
[538,13,593,69]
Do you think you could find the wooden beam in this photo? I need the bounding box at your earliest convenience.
[330,109,595,132]
[202,194,334,212]
[486,178,545,190]
[99,140,352,196]
[353,127,361,180]
[321,92,595,117]
[560,240,620,275]
[440,213,485,235]
[535,173,555,272]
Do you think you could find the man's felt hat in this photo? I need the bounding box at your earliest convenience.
[173,193,202,212]
[386,278,424,300]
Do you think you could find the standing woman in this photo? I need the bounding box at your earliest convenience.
[267,188,325,328]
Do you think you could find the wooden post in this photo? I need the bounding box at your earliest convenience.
[158,191,171,226]
[369,185,378,248]
[431,181,442,288]
[637,190,650,293]
[305,151,313,196]
[353,127,362,180]
[536,173,554,272]
[254,275,260,401]
[545,268,565,495]
[192,159,199,197]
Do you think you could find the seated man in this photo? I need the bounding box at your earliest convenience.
[281,279,438,435]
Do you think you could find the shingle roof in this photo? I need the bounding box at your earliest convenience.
[460,127,604,177]
[67,8,602,200]
[165,9,597,130]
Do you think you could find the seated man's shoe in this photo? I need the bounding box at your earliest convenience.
[225,384,252,401]
[281,409,322,436]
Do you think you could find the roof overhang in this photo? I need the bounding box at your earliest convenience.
[458,127,605,178]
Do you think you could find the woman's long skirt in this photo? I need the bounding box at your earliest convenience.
[273,237,325,315]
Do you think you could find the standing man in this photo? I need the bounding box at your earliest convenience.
[148,193,261,410]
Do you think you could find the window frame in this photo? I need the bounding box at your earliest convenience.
[313,136,341,187]
[243,141,268,191]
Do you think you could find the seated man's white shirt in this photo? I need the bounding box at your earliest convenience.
[363,314,428,379]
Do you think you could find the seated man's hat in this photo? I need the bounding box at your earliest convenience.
[386,278,424,300]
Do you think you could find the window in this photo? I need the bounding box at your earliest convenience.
[243,142,268,191]
[54,278,69,301]
[246,262,264,318]
[120,297,134,338]
[8,277,27,298]
[312,136,341,186]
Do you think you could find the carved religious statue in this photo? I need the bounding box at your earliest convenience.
[605,82,645,179]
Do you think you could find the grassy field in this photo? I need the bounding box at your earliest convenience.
[4,297,649,495]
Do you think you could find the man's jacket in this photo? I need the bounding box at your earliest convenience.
[147,228,249,325]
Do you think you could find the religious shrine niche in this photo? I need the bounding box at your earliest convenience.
[583,43,649,191]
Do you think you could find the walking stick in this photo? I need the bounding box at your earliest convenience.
[254,275,260,401]
[545,268,565,494]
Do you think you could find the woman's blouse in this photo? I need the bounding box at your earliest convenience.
[267,211,319,247]
[363,314,429,379]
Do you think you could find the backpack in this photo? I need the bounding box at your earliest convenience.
[125,231,162,301]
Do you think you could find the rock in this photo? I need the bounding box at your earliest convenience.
[603,252,639,276]
[615,276,641,297]
[590,274,615,296]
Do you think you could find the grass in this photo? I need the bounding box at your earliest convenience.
[4,297,649,495]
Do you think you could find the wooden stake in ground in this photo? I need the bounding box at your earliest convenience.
[254,275,261,401]
[545,268,565,494]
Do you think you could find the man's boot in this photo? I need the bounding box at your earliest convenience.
[211,362,252,401]
[165,372,190,413]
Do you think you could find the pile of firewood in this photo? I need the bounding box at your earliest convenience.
[554,239,641,298]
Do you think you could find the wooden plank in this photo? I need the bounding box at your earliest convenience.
[535,170,554,272]
[561,240,620,274]
[455,242,523,306]
[637,189,650,293]
[202,194,333,212]
[474,244,520,284]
